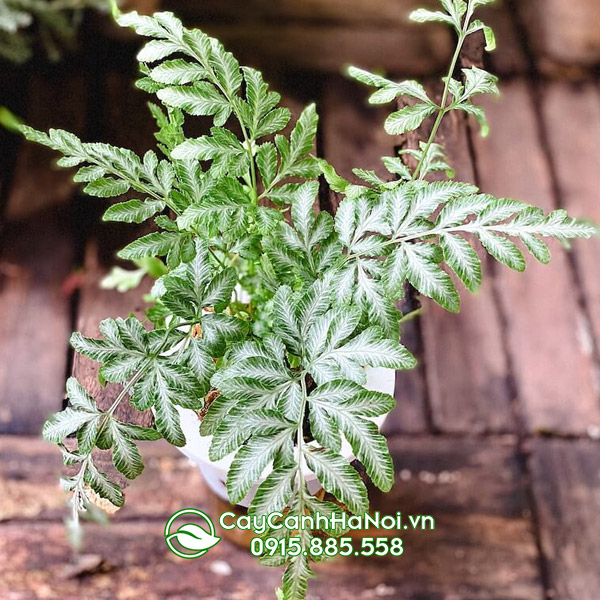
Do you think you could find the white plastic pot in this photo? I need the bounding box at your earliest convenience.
[175,367,396,507]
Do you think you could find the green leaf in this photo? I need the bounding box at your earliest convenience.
[209,408,291,461]
[385,103,436,135]
[85,460,124,508]
[248,464,296,517]
[304,448,368,515]
[84,178,130,198]
[227,431,292,504]
[478,231,526,272]
[400,243,460,312]
[103,199,165,223]
[66,377,98,412]
[157,83,231,125]
[203,268,237,311]
[118,232,178,260]
[152,374,187,446]
[43,408,97,444]
[257,142,278,189]
[440,233,482,292]
[150,59,206,84]
[282,549,313,600]
[462,67,499,98]
[410,8,455,27]
[210,39,242,97]
[110,422,145,479]
[337,416,395,492]
[468,19,497,52]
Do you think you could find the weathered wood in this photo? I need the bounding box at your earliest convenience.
[194,24,451,77]
[117,0,453,76]
[472,81,600,435]
[320,76,429,434]
[0,209,75,434]
[477,1,529,76]
[0,436,205,522]
[0,521,282,600]
[0,436,544,599]
[0,71,87,433]
[529,439,600,600]
[4,71,87,221]
[520,0,600,72]
[169,0,442,27]
[540,82,600,364]
[322,436,543,600]
[410,88,514,434]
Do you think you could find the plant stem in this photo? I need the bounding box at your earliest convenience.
[412,0,475,181]
[398,306,423,324]
[107,368,146,416]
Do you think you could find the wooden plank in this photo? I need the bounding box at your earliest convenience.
[315,436,543,600]
[4,71,87,221]
[529,439,600,600]
[320,76,429,434]
[0,71,88,434]
[412,91,514,434]
[478,1,529,76]
[169,0,445,27]
[520,0,600,73]
[539,82,600,364]
[0,436,544,599]
[0,436,206,522]
[0,209,75,434]
[159,0,453,76]
[0,521,282,600]
[472,81,600,434]
[201,24,451,77]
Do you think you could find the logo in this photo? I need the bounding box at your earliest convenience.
[164,508,221,559]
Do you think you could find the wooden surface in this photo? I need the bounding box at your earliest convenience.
[2,4,600,598]
[520,0,600,71]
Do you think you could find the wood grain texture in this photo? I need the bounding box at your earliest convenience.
[0,436,205,522]
[472,81,600,435]
[478,1,529,76]
[520,0,600,71]
[163,0,453,76]
[414,96,514,434]
[529,439,600,600]
[0,209,74,434]
[170,0,441,27]
[333,436,543,600]
[202,24,451,77]
[0,435,544,599]
[320,76,429,434]
[540,82,600,363]
[0,72,87,433]
[4,72,87,221]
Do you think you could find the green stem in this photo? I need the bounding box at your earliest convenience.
[398,306,423,324]
[412,0,475,181]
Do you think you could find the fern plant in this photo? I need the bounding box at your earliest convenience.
[21,2,595,598]
[0,0,107,63]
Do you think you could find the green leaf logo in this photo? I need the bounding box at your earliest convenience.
[164,508,221,559]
